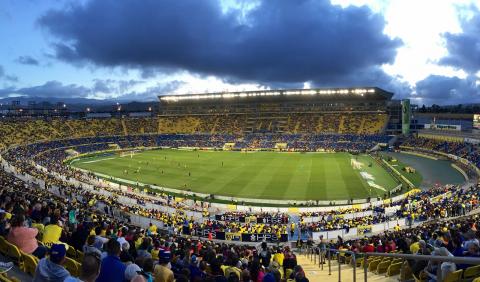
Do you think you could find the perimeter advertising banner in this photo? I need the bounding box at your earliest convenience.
[241,233,289,242]
[182,227,287,242]
[401,99,411,135]
[214,215,288,224]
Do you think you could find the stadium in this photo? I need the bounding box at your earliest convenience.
[0,86,480,281]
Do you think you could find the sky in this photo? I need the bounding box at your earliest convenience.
[0,0,480,105]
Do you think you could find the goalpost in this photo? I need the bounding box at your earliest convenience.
[118,150,138,158]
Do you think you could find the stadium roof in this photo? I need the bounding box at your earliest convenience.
[159,87,393,103]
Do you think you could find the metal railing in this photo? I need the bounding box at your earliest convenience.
[302,246,480,282]
[303,246,357,282]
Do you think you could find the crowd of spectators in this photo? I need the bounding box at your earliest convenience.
[322,213,480,281]
[0,159,309,281]
[401,137,480,169]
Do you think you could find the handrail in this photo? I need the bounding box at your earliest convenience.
[303,246,357,282]
[303,246,480,282]
[363,252,480,282]
[365,251,480,264]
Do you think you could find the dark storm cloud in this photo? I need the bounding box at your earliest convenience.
[0,79,183,100]
[92,79,145,95]
[15,56,40,66]
[440,9,480,73]
[117,80,185,101]
[414,75,480,105]
[13,81,90,98]
[38,0,402,87]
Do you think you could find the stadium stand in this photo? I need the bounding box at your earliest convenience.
[1,89,480,281]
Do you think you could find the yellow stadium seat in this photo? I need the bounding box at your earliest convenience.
[376,260,391,274]
[386,262,402,276]
[0,273,20,282]
[76,250,84,263]
[6,242,23,270]
[391,258,403,264]
[443,269,462,282]
[412,272,427,282]
[368,259,382,272]
[21,252,38,276]
[64,257,80,277]
[463,265,480,280]
[66,245,77,259]
[0,238,9,256]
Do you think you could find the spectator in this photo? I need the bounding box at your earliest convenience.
[33,244,70,282]
[42,220,63,244]
[154,250,174,282]
[7,214,47,258]
[65,252,101,282]
[83,235,101,257]
[96,239,127,282]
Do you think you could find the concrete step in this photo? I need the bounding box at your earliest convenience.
[297,254,400,282]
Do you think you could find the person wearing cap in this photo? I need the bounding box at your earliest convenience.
[125,263,142,281]
[33,244,70,282]
[96,238,127,282]
[154,250,174,282]
[188,255,203,281]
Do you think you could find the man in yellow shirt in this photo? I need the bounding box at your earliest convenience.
[42,221,63,244]
[149,223,158,235]
[273,249,284,266]
[154,250,174,282]
[409,237,421,254]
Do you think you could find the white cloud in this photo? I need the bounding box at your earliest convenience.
[332,0,479,85]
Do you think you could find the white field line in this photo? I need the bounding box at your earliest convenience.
[81,157,116,164]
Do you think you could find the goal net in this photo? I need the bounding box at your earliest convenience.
[118,150,139,158]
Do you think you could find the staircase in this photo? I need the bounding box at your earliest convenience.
[210,117,219,134]
[338,115,346,133]
[296,252,401,282]
[121,119,128,135]
[358,117,366,134]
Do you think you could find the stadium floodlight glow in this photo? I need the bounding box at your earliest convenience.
[301,90,316,95]
[160,87,379,102]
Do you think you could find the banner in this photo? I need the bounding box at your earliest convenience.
[215,215,246,222]
[215,215,288,224]
[182,227,226,240]
[256,216,289,224]
[241,233,288,242]
[225,232,241,241]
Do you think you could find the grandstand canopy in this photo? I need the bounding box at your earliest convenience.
[159,87,393,104]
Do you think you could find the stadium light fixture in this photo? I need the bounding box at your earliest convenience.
[160,87,377,102]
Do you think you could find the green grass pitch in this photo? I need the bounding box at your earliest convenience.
[70,149,400,201]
